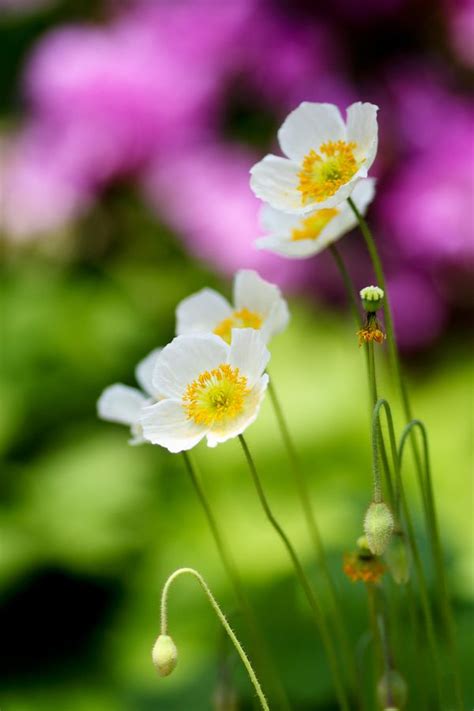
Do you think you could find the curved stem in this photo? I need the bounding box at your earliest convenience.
[399,421,463,708]
[181,451,291,711]
[373,404,445,706]
[238,434,350,711]
[160,567,269,711]
[372,400,398,511]
[267,378,359,699]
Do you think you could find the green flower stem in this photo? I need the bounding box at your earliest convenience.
[366,583,383,696]
[372,400,399,512]
[330,244,363,328]
[347,197,426,507]
[267,378,359,699]
[399,421,464,709]
[238,434,350,711]
[181,451,291,711]
[160,567,269,711]
[329,244,393,507]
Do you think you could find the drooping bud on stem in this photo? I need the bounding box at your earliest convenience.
[364,501,394,556]
[377,669,408,709]
[152,634,178,677]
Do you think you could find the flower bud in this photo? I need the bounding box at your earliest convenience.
[152,634,178,677]
[377,670,408,709]
[360,285,384,312]
[364,502,394,556]
[386,531,410,585]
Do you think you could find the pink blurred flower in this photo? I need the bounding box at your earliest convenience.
[141,143,309,288]
[388,272,447,351]
[444,0,474,67]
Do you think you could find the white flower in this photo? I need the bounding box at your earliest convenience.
[175,269,289,344]
[140,329,269,453]
[250,101,378,214]
[97,348,162,444]
[256,179,376,259]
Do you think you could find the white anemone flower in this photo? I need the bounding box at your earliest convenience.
[140,329,269,453]
[97,348,162,444]
[256,178,376,259]
[176,269,289,344]
[250,101,378,214]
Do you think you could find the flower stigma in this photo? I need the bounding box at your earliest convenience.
[297,140,360,204]
[290,208,339,241]
[213,308,263,343]
[183,364,249,426]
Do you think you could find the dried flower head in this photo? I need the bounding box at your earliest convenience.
[343,537,386,583]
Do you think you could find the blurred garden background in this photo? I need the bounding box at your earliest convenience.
[0,0,473,709]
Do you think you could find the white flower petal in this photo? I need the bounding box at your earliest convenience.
[255,234,317,258]
[228,328,270,387]
[206,374,269,447]
[152,334,229,400]
[259,203,299,235]
[97,384,147,426]
[346,102,379,171]
[141,399,206,453]
[250,155,307,214]
[278,102,346,161]
[233,269,286,320]
[135,348,163,398]
[176,288,232,336]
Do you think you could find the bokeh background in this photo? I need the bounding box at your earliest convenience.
[0,0,472,709]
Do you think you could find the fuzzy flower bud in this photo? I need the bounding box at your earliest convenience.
[386,531,410,585]
[377,670,408,709]
[360,285,384,312]
[364,502,394,556]
[152,634,178,677]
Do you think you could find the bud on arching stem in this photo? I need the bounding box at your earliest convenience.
[152,634,178,677]
[364,501,394,556]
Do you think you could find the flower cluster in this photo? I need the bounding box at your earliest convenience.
[251,102,378,259]
[98,270,288,453]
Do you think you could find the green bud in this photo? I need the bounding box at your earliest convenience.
[360,285,384,312]
[152,634,178,677]
[386,531,410,585]
[377,670,408,709]
[364,502,394,556]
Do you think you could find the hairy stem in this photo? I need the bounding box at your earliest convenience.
[160,567,269,711]
[181,451,290,710]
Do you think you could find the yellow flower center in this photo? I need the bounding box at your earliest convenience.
[183,364,249,426]
[290,208,339,241]
[297,140,359,204]
[213,308,263,344]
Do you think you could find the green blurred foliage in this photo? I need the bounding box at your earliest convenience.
[0,191,472,710]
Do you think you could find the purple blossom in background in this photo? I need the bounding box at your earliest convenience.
[142,143,308,288]
[444,0,474,67]
[1,0,473,349]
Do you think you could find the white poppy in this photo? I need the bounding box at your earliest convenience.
[97,348,162,444]
[256,179,376,259]
[140,329,269,453]
[175,269,289,344]
[250,101,378,214]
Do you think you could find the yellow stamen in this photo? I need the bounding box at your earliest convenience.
[183,364,249,426]
[297,140,360,204]
[213,308,263,344]
[290,208,339,241]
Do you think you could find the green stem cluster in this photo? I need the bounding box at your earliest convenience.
[238,434,351,711]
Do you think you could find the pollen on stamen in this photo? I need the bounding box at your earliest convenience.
[183,364,249,426]
[297,140,359,204]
